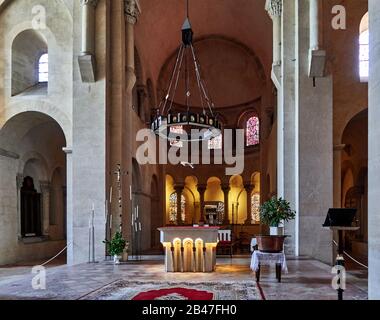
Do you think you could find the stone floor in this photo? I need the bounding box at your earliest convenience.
[0,256,368,300]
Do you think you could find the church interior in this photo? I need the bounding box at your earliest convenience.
[0,0,378,301]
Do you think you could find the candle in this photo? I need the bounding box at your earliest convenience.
[109,187,113,204]
[139,222,142,231]
[136,206,139,219]
[110,214,113,229]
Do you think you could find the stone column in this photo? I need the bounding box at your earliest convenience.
[16,174,24,238]
[197,185,207,223]
[244,184,254,225]
[80,0,98,54]
[368,0,380,300]
[222,185,231,225]
[333,144,346,208]
[279,0,332,262]
[309,0,319,51]
[120,0,140,241]
[297,0,333,263]
[265,0,282,66]
[40,181,51,236]
[78,0,98,82]
[174,185,184,225]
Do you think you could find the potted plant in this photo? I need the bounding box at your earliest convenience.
[103,232,127,265]
[260,197,296,236]
[256,197,296,253]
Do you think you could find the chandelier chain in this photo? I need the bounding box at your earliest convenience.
[168,45,186,114]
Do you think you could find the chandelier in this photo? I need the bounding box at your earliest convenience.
[151,1,221,142]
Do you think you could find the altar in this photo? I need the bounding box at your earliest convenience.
[158,226,220,273]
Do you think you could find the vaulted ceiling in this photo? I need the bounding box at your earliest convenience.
[135,0,273,87]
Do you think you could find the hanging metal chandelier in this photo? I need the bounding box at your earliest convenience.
[151,1,221,143]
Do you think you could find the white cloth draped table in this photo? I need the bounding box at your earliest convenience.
[250,251,288,273]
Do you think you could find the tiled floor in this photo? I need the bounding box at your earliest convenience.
[0,256,368,300]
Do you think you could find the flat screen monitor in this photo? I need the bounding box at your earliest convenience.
[323,208,357,227]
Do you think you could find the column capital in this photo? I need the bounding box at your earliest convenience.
[265,0,282,18]
[40,181,51,193]
[221,185,231,193]
[244,184,255,193]
[197,184,207,192]
[334,144,346,152]
[174,185,185,192]
[80,0,98,7]
[125,0,141,25]
[16,174,24,189]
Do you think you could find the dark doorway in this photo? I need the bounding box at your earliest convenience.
[21,176,42,237]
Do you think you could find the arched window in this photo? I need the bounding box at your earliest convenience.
[359,13,369,82]
[38,53,49,83]
[246,116,260,146]
[169,192,186,223]
[251,193,261,223]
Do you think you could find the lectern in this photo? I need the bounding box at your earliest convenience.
[323,208,359,300]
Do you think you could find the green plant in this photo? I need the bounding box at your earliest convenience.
[103,232,127,256]
[260,197,296,227]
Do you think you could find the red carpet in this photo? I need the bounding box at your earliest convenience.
[132,287,214,300]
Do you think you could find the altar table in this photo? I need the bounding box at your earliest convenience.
[158,226,220,273]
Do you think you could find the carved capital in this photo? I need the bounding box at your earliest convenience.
[16,174,24,189]
[40,181,51,194]
[80,0,98,7]
[125,0,140,25]
[265,0,282,18]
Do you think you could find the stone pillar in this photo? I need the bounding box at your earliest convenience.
[120,0,140,241]
[80,0,98,54]
[279,0,332,262]
[297,0,333,263]
[368,0,380,300]
[78,0,98,82]
[265,0,282,66]
[309,0,319,51]
[333,144,345,208]
[278,0,298,256]
[40,181,51,236]
[174,185,184,225]
[197,185,206,223]
[222,185,231,225]
[16,174,24,238]
[245,184,254,225]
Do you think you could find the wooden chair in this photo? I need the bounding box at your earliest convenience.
[217,229,235,258]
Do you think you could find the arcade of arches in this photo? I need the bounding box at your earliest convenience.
[0,0,380,300]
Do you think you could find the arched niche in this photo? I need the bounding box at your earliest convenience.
[12,29,48,96]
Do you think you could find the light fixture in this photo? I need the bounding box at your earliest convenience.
[151,0,221,142]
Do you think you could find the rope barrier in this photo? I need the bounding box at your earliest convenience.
[332,240,368,269]
[40,246,68,267]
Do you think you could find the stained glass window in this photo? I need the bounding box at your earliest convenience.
[359,29,369,81]
[246,116,260,146]
[251,193,261,223]
[169,192,186,223]
[38,53,48,83]
[208,134,222,150]
[169,126,184,148]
